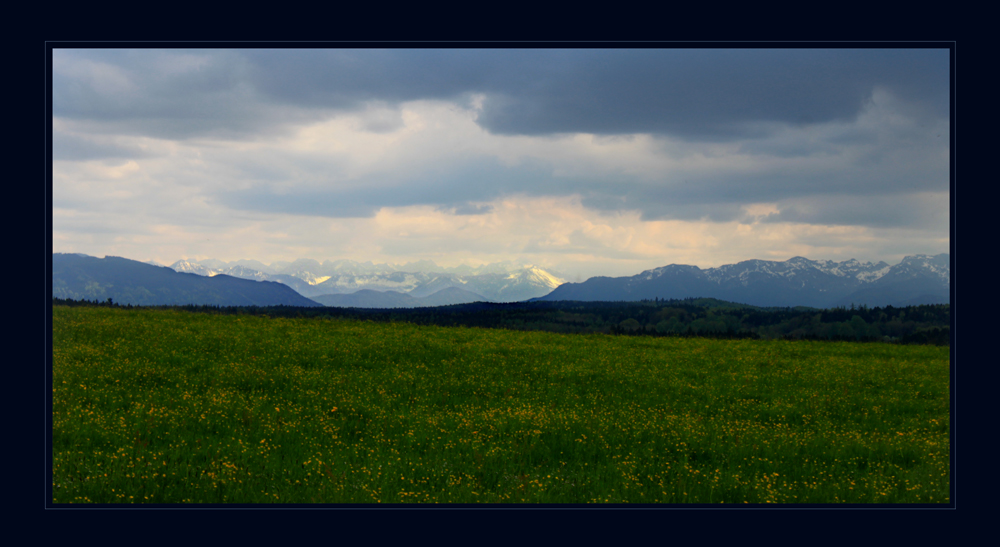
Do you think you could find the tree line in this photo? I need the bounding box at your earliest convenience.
[53,296,950,346]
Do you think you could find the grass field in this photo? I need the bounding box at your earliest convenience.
[51,305,950,504]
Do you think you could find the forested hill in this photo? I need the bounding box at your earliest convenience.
[53,297,950,345]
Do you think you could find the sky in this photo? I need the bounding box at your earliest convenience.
[51,47,950,280]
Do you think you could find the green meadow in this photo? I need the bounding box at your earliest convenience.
[51,305,950,504]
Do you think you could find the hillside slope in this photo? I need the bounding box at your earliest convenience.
[538,255,949,308]
[53,254,322,307]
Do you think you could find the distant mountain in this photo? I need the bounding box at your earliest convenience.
[167,258,566,302]
[169,259,220,277]
[416,287,490,307]
[174,257,560,277]
[312,290,418,308]
[827,254,950,308]
[54,254,322,307]
[536,254,949,309]
[407,267,565,303]
[312,287,489,308]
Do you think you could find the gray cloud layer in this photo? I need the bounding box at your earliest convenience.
[53,48,950,234]
[54,49,948,141]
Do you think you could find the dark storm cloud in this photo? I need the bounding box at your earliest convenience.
[54,49,311,140]
[54,48,949,141]
[475,49,948,140]
[238,49,491,108]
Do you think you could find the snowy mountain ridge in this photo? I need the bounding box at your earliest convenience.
[538,254,950,308]
[167,258,567,303]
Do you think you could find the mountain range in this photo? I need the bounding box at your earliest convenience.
[167,258,566,304]
[311,287,490,308]
[53,253,950,310]
[535,254,950,308]
[53,254,322,307]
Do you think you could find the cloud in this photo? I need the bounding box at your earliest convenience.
[52,48,950,276]
[53,191,949,281]
[54,49,949,142]
[54,49,309,140]
[760,192,949,230]
[442,203,494,215]
[57,85,948,233]
[478,49,948,139]
[53,130,158,161]
[209,154,562,218]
